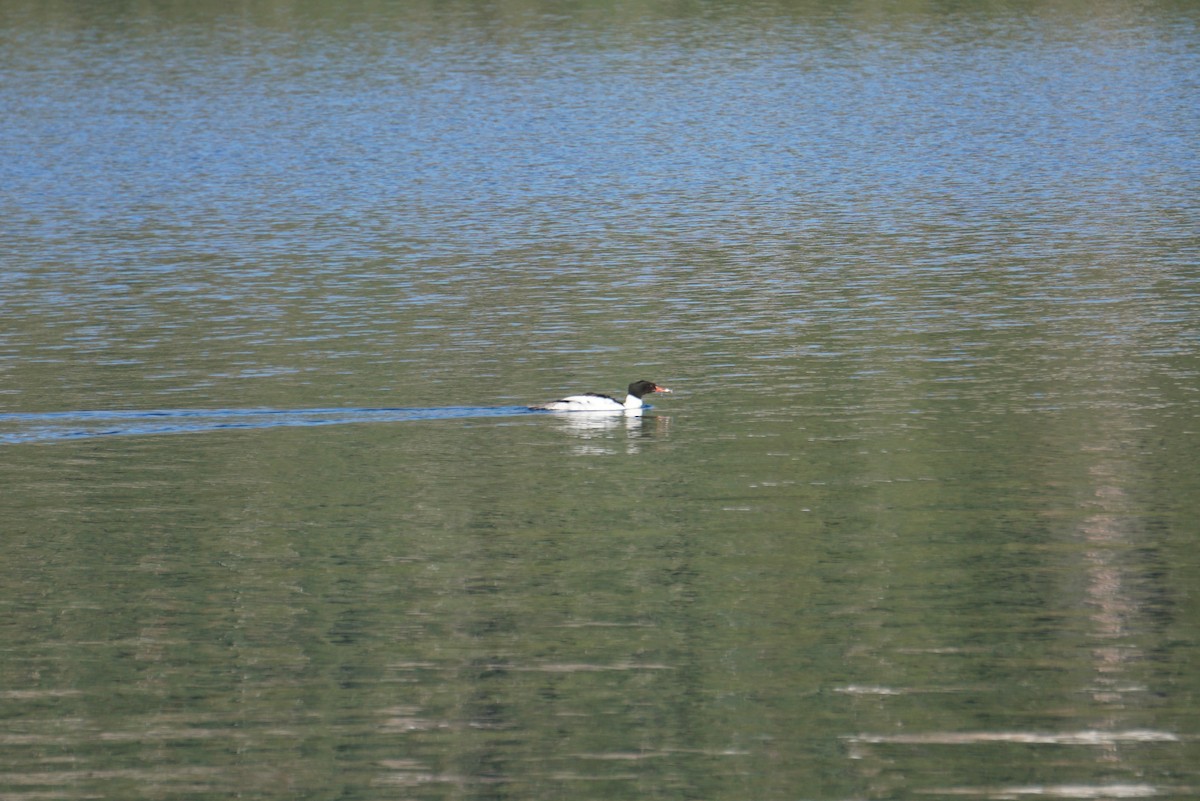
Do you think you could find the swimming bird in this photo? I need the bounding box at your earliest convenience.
[530,380,672,412]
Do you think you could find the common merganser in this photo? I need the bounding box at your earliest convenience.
[530,380,672,412]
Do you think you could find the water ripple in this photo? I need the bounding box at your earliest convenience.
[0,406,537,445]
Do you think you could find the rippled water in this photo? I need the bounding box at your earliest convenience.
[2,0,1199,798]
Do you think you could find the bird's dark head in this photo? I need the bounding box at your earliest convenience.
[628,380,672,398]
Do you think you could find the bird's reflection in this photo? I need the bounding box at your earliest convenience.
[542,410,671,455]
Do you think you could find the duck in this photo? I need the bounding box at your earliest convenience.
[529,380,672,412]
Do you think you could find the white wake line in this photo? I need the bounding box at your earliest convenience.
[846,729,1180,745]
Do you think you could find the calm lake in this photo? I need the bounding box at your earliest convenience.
[2,0,1199,798]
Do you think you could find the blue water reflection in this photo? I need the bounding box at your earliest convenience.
[0,406,538,444]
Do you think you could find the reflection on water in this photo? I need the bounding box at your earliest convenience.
[2,0,1199,798]
[0,405,536,444]
[541,410,672,455]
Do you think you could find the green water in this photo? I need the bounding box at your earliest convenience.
[3,0,1199,798]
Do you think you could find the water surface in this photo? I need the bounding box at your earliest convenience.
[2,0,1199,798]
